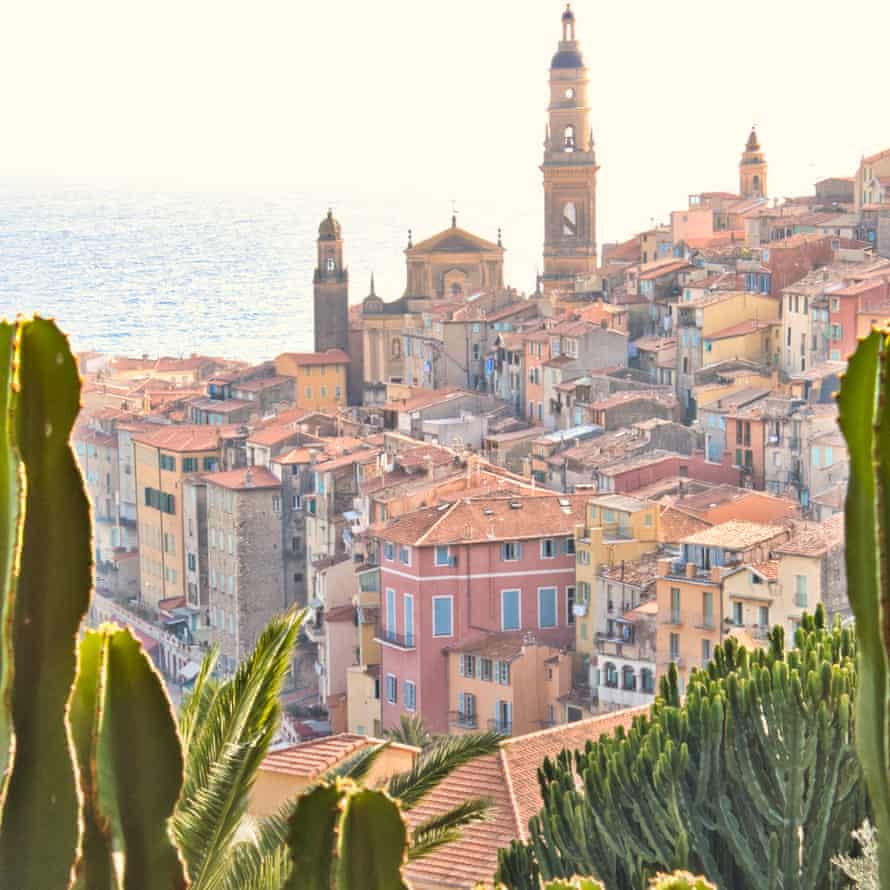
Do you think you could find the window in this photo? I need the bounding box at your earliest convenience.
[732,601,743,625]
[564,537,575,555]
[404,680,416,711]
[182,457,198,473]
[502,589,520,630]
[383,542,395,561]
[759,605,770,628]
[458,692,476,724]
[159,454,176,471]
[187,553,196,571]
[404,594,414,647]
[272,495,281,514]
[577,549,591,565]
[567,586,576,625]
[435,545,451,566]
[385,674,397,704]
[385,588,396,636]
[794,574,808,608]
[501,541,521,562]
[702,639,712,664]
[670,587,680,624]
[622,666,636,691]
[578,581,590,602]
[480,658,492,681]
[203,456,216,471]
[604,662,618,688]
[326,256,336,273]
[497,660,511,685]
[669,633,679,660]
[432,596,453,637]
[540,538,556,559]
[538,587,557,628]
[459,655,476,678]
[702,591,713,628]
[399,546,411,566]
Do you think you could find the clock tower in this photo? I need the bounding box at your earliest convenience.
[313,209,349,354]
[541,5,599,296]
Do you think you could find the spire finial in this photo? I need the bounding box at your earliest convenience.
[497,227,502,248]
[407,228,413,248]
[451,199,458,229]
[369,273,376,297]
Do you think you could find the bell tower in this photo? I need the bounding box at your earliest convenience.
[541,5,598,297]
[739,127,768,199]
[313,209,349,354]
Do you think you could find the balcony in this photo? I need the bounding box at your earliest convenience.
[488,719,513,735]
[661,612,683,627]
[793,594,809,609]
[449,710,478,729]
[304,618,324,644]
[374,624,417,650]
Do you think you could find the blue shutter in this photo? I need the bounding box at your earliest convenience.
[386,589,396,633]
[539,587,557,628]
[502,590,520,630]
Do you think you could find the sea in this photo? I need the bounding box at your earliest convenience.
[0,179,543,364]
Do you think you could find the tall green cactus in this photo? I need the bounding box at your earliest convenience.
[837,328,890,889]
[498,611,865,890]
[0,316,420,890]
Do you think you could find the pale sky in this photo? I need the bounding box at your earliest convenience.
[5,0,890,246]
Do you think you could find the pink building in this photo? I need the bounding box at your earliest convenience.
[373,494,587,734]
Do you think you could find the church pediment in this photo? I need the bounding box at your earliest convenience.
[408,225,502,256]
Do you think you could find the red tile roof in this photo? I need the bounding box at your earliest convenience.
[404,707,647,890]
[277,350,350,367]
[706,318,778,340]
[133,425,221,452]
[203,467,280,491]
[261,733,378,778]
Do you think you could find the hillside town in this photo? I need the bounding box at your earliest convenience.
[70,7,889,887]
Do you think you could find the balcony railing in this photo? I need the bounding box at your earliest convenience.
[793,594,809,609]
[489,719,513,735]
[374,624,416,649]
[449,710,477,729]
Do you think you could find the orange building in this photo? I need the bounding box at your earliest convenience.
[656,520,789,688]
[274,350,349,412]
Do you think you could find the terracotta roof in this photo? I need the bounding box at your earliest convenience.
[447,627,573,661]
[637,258,693,280]
[261,733,383,778]
[751,561,779,581]
[397,444,456,471]
[375,494,588,547]
[132,425,220,452]
[658,505,711,543]
[681,519,786,550]
[773,515,844,557]
[812,484,845,511]
[706,319,778,341]
[863,147,890,165]
[203,467,280,491]
[325,604,356,623]
[404,706,647,890]
[276,350,350,367]
[602,556,660,588]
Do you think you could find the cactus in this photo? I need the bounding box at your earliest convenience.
[837,329,890,889]
[497,612,864,890]
[647,873,715,890]
[283,779,409,890]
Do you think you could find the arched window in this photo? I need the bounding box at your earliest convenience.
[604,662,618,688]
[622,666,636,691]
[562,202,577,237]
[563,124,576,151]
[391,338,401,359]
[450,282,463,297]
[641,668,654,694]
[752,175,760,194]
[326,256,335,273]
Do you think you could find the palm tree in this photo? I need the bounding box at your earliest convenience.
[173,609,500,889]
[384,713,434,749]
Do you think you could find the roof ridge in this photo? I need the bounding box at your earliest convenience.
[497,747,526,841]
[416,500,461,546]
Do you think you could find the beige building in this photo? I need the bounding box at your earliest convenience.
[204,466,284,673]
[134,425,221,612]
[855,147,890,210]
[250,733,418,818]
[447,629,573,736]
[347,565,383,737]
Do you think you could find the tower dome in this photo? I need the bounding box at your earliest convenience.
[318,209,342,241]
[746,128,760,152]
[551,4,583,68]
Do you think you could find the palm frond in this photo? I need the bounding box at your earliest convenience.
[173,608,304,889]
[321,740,389,785]
[385,713,433,749]
[178,644,220,751]
[215,807,294,890]
[408,797,492,861]
[386,732,502,809]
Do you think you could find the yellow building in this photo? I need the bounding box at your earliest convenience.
[447,630,572,737]
[274,350,349,412]
[347,565,384,737]
[574,494,660,659]
[250,734,418,818]
[133,425,221,611]
[703,318,780,366]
